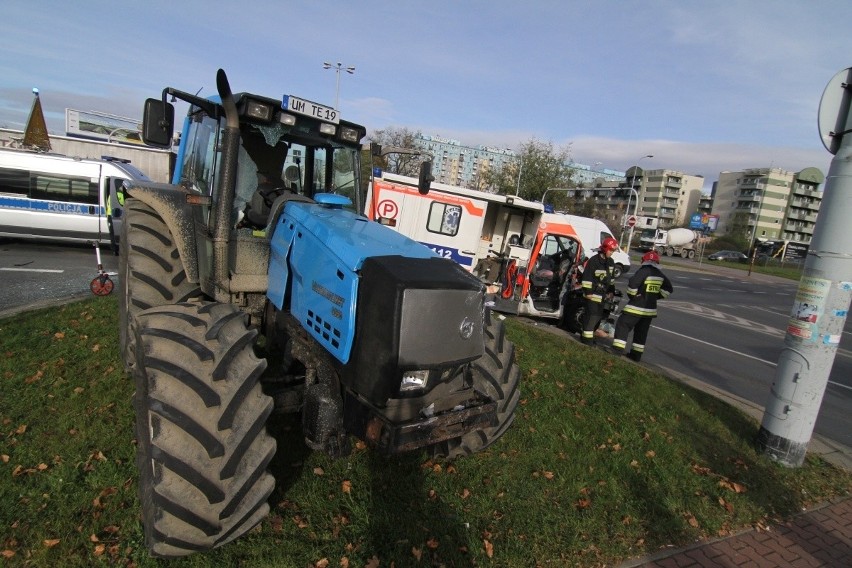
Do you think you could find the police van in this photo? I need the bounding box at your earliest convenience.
[0,148,151,245]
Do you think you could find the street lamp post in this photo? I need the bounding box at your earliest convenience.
[322,61,355,110]
[621,154,653,249]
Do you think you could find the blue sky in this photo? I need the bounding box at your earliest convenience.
[2,0,851,191]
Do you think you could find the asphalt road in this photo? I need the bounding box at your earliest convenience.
[639,258,852,450]
[2,241,850,450]
[0,239,119,318]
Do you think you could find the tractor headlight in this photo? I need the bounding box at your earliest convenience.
[245,99,273,122]
[399,370,429,392]
[319,123,337,136]
[279,113,297,126]
[339,126,360,143]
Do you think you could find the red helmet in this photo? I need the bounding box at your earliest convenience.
[642,250,661,264]
[600,237,619,254]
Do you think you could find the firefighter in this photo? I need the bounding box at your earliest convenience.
[580,237,619,345]
[612,250,673,361]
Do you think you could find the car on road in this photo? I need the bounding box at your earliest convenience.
[708,250,747,262]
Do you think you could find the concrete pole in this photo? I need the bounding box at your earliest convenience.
[756,79,852,466]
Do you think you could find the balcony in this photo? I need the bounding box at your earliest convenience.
[738,193,761,203]
[792,185,818,197]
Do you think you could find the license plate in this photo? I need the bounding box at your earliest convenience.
[283,95,339,124]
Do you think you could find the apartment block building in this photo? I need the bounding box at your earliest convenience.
[712,167,825,243]
[628,168,706,228]
[413,135,517,189]
[412,134,626,191]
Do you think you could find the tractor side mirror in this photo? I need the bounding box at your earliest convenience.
[142,98,175,149]
[418,161,434,195]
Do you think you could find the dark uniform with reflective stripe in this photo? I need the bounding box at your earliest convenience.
[612,262,673,361]
[580,252,615,344]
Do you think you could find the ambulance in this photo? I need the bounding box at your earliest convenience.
[366,171,585,323]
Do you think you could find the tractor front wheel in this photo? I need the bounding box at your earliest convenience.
[429,309,521,459]
[133,301,276,557]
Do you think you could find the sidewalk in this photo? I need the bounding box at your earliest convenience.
[618,497,852,567]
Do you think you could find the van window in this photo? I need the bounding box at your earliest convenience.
[31,173,98,204]
[0,168,29,195]
[427,202,462,236]
[1,167,98,204]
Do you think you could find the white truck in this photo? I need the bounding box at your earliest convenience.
[365,171,586,324]
[640,227,703,259]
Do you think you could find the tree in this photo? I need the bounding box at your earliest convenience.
[481,138,575,202]
[369,126,427,177]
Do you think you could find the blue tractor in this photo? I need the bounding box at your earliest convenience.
[119,70,521,557]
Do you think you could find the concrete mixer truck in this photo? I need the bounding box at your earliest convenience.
[639,227,703,259]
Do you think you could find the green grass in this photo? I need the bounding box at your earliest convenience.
[1,298,850,567]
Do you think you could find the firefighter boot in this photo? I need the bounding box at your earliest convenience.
[628,351,642,362]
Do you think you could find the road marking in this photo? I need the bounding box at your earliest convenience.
[653,325,852,392]
[653,325,777,365]
[664,300,784,337]
[0,267,64,273]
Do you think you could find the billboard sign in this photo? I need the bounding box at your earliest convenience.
[65,109,143,145]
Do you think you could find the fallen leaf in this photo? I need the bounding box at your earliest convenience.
[15,424,27,435]
[426,537,439,550]
[460,488,471,499]
[90,534,99,543]
[341,480,352,494]
[575,498,592,510]
[543,471,555,480]
[314,558,329,568]
[365,556,380,568]
[340,557,350,568]
[54,332,65,340]
[293,515,309,529]
[93,544,106,556]
[1,455,9,463]
[43,539,60,548]
[685,513,699,528]
[645,450,656,458]
[483,539,494,558]
[411,547,422,560]
[313,467,325,476]
[91,344,100,352]
[25,370,43,384]
[2,550,16,559]
[74,387,84,394]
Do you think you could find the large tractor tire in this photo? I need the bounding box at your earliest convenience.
[132,301,277,558]
[430,309,521,459]
[119,199,201,371]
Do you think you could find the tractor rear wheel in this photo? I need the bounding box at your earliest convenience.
[132,301,276,557]
[119,199,201,371]
[429,309,521,459]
